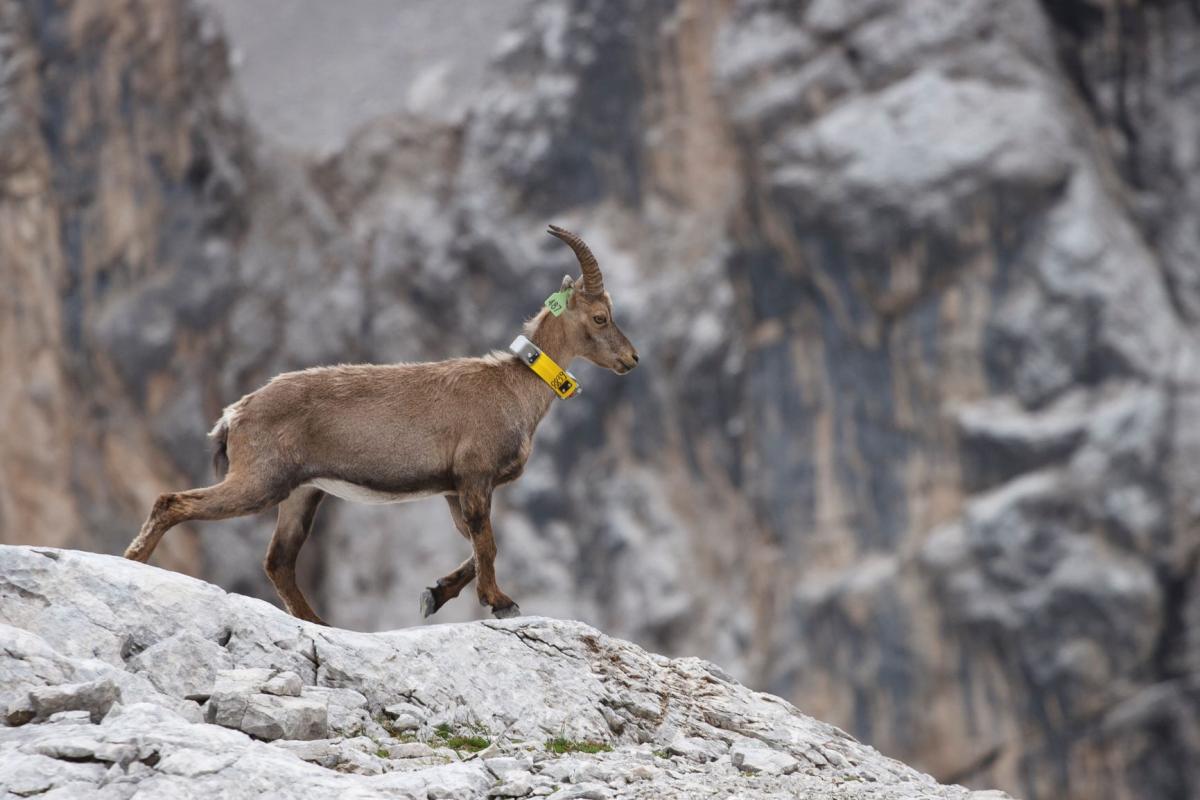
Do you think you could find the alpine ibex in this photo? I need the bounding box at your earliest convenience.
[124,226,638,623]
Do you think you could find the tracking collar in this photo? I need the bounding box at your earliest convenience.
[509,335,581,399]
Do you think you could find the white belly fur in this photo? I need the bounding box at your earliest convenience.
[305,478,446,505]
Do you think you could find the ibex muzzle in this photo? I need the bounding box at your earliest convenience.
[124,226,637,624]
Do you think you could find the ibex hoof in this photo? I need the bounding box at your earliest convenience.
[419,588,439,619]
[492,603,521,620]
[124,548,149,563]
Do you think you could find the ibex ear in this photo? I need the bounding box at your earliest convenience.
[561,274,581,307]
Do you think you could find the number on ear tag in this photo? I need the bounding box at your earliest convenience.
[544,288,573,317]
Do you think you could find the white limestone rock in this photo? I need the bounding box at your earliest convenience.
[28,678,120,724]
[489,769,534,797]
[237,694,328,741]
[731,742,800,775]
[667,733,727,762]
[262,671,304,697]
[127,630,233,699]
[0,546,1012,799]
[388,741,438,759]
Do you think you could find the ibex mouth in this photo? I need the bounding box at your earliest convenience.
[615,360,637,374]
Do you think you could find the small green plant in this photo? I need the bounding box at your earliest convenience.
[443,734,490,752]
[429,721,490,752]
[653,748,670,759]
[544,737,612,755]
[376,747,389,758]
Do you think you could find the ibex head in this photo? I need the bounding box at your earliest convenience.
[547,225,639,374]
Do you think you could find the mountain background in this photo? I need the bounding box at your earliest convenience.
[2,1,1198,799]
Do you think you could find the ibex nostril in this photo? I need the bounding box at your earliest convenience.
[631,352,640,363]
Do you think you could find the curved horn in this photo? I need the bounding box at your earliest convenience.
[547,224,604,296]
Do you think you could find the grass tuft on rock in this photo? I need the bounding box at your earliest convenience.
[430,722,490,752]
[544,737,612,755]
[444,734,490,752]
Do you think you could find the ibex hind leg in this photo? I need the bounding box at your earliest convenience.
[265,486,327,625]
[124,476,287,563]
[420,495,479,619]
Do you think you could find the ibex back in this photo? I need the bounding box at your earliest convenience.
[124,226,639,623]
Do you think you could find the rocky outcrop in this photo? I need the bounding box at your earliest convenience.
[3,1,1200,799]
[0,545,1010,799]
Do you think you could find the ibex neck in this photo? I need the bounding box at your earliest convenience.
[513,310,580,422]
[526,310,578,367]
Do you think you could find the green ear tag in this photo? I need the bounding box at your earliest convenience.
[544,287,573,317]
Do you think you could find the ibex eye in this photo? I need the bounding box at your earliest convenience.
[593,315,607,325]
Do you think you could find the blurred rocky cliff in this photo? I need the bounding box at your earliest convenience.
[2,1,1199,799]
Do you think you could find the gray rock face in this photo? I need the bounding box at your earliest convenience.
[127,631,234,699]
[203,671,329,742]
[731,742,800,776]
[0,545,1006,799]
[28,679,120,725]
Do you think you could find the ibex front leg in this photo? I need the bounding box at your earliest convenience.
[458,481,520,619]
